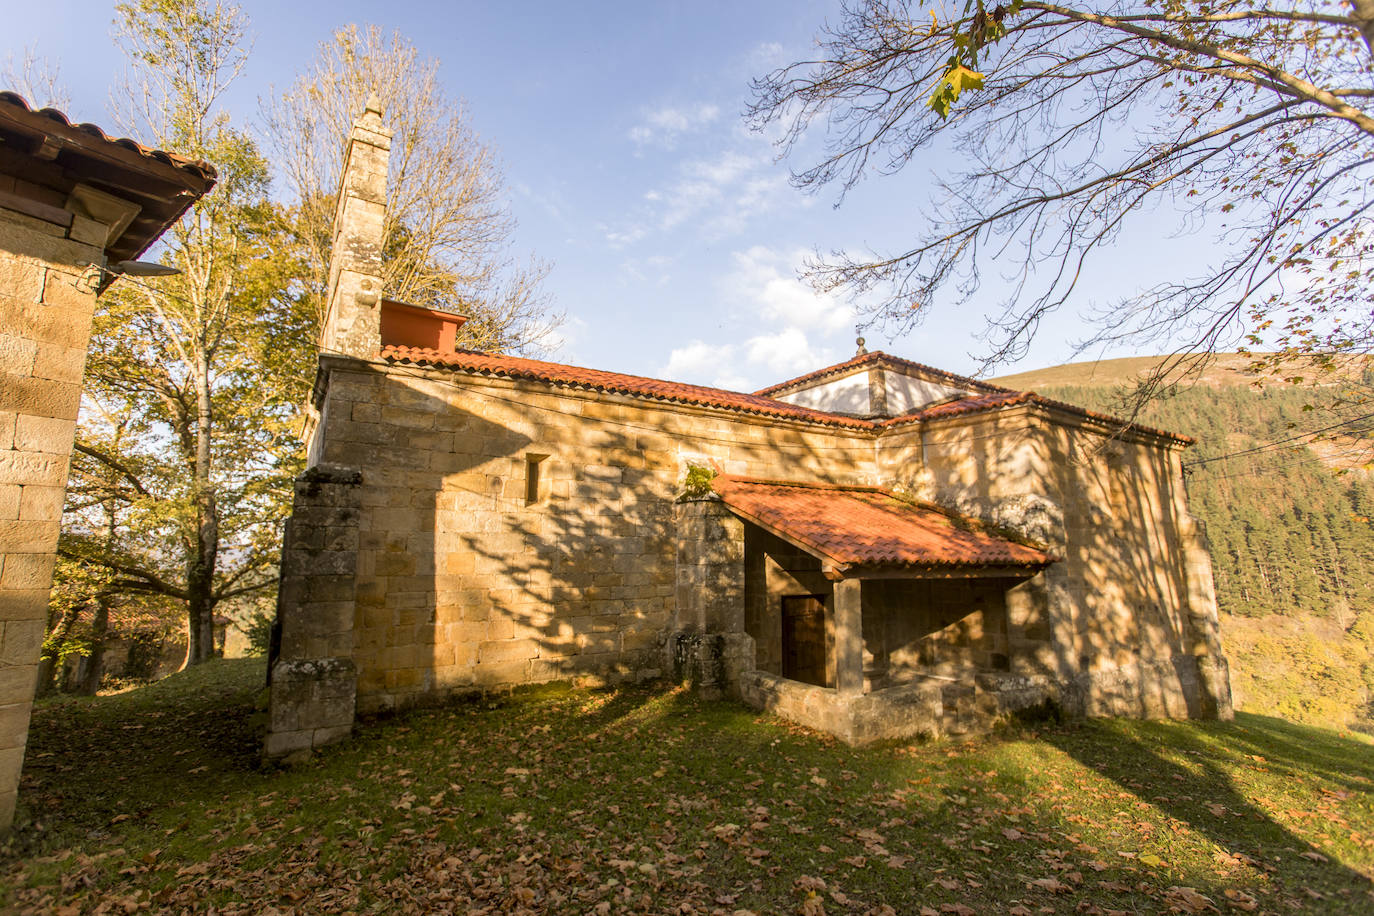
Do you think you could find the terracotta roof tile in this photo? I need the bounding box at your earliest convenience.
[381,346,873,428]
[710,475,1056,574]
[0,91,217,181]
[753,350,1011,397]
[378,346,1191,445]
[891,391,1034,424]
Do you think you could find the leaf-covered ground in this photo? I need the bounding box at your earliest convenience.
[3,658,1373,915]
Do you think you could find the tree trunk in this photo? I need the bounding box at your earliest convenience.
[1354,0,1374,57]
[37,601,85,696]
[78,595,111,695]
[185,352,219,666]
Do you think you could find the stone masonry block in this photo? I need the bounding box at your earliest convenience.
[0,589,48,623]
[478,638,538,664]
[0,701,33,750]
[21,304,94,352]
[263,728,314,758]
[13,415,75,455]
[0,486,18,520]
[0,334,37,377]
[18,485,65,523]
[41,268,98,313]
[0,254,44,302]
[0,450,68,487]
[473,660,531,686]
[0,662,37,700]
[0,519,60,554]
[268,657,357,729]
[30,341,87,385]
[0,553,54,590]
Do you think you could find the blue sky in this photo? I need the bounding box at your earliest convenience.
[2,0,1221,389]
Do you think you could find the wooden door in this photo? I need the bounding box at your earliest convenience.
[782,595,829,687]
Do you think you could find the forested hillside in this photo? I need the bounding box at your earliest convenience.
[1029,374,1374,730]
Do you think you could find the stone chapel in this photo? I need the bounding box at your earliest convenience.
[264,101,1232,758]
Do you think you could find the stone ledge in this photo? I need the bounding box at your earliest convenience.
[299,463,363,488]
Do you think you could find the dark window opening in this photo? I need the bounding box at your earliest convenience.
[525,454,548,505]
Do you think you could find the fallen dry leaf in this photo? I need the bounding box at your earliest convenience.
[1164,886,1219,913]
[1223,889,1259,911]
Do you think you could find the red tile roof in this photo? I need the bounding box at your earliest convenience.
[754,350,1011,398]
[0,91,216,181]
[892,391,1033,424]
[379,346,1191,445]
[0,91,217,273]
[710,475,1056,575]
[381,346,874,428]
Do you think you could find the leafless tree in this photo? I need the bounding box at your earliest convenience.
[749,0,1374,399]
[262,24,561,356]
[2,44,70,110]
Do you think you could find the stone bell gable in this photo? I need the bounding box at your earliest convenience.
[319,94,391,362]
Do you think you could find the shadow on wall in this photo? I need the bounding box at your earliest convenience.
[922,417,1219,719]
[339,361,854,712]
[296,362,1224,728]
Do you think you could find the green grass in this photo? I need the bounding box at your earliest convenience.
[4,659,1374,914]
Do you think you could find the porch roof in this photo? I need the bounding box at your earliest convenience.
[710,475,1056,578]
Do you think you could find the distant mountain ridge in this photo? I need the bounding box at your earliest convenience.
[991,351,1365,392]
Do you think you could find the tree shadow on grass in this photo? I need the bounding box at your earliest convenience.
[1044,713,1374,909]
[7,657,268,855]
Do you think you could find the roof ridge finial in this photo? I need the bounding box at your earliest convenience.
[856,336,867,356]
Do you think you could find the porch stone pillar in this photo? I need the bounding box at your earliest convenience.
[834,578,864,696]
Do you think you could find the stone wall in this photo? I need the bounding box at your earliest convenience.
[670,499,751,699]
[0,210,103,830]
[914,406,1231,719]
[307,359,877,715]
[746,527,835,682]
[861,578,1014,688]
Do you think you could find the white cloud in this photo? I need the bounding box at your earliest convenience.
[726,246,855,333]
[745,327,825,375]
[628,103,721,147]
[540,315,587,360]
[646,149,791,238]
[748,41,786,70]
[659,340,748,390]
[603,223,649,247]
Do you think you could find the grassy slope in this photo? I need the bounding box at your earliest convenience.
[991,353,1273,391]
[3,659,1373,914]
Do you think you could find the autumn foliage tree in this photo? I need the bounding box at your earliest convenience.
[61,0,313,668]
[749,0,1374,391]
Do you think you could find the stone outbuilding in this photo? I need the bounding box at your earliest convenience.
[0,91,216,833]
[265,103,1231,758]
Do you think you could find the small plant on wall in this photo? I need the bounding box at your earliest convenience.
[679,464,718,500]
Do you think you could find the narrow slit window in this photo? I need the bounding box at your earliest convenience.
[525,454,547,505]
